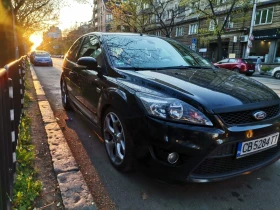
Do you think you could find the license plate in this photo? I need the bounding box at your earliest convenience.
[248,69,254,72]
[237,132,279,158]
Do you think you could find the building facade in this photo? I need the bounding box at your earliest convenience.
[92,0,113,32]
[145,0,280,63]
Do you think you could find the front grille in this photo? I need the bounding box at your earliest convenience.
[191,143,280,178]
[219,105,280,125]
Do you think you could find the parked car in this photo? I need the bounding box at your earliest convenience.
[214,58,255,76]
[268,66,280,79]
[61,32,280,183]
[30,50,53,66]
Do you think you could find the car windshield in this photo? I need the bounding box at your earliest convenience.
[35,52,50,57]
[103,35,212,69]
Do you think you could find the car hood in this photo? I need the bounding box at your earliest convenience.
[117,68,279,112]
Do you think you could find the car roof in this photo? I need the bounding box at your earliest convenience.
[82,32,157,38]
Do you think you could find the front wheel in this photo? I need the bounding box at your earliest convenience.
[274,71,280,79]
[103,108,133,172]
[233,68,240,73]
[61,78,72,110]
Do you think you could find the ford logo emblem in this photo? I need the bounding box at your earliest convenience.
[252,111,267,120]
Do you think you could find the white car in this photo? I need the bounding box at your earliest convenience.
[269,66,280,79]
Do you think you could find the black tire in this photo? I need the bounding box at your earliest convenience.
[246,72,253,76]
[61,78,72,110]
[102,107,133,172]
[233,68,240,73]
[274,71,280,79]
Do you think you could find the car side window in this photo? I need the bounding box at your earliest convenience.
[78,36,102,60]
[67,37,83,62]
[219,59,229,64]
[229,59,237,63]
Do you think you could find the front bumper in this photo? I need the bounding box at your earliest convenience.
[131,115,280,184]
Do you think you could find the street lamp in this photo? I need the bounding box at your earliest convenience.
[244,0,257,59]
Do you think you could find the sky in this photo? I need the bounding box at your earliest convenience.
[58,2,93,30]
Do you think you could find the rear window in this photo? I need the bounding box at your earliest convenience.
[242,59,254,64]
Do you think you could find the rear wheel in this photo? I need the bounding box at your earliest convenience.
[233,68,240,73]
[103,108,133,172]
[61,78,72,110]
[274,71,280,79]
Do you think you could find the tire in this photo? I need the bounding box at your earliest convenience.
[103,108,133,172]
[246,73,253,76]
[61,78,72,110]
[233,68,240,73]
[274,71,280,79]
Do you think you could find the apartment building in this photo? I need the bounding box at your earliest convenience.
[92,0,113,32]
[145,0,280,63]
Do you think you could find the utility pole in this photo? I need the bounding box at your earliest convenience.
[244,0,257,58]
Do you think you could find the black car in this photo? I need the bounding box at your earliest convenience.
[61,32,280,183]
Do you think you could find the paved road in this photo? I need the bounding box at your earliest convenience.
[34,59,280,210]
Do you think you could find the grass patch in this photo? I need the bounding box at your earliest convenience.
[12,64,42,209]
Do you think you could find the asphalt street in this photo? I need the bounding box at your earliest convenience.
[34,58,280,210]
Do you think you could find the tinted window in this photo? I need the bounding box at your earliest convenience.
[103,35,212,69]
[67,37,83,62]
[242,59,254,64]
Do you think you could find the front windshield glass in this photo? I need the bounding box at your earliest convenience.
[35,52,50,57]
[103,35,212,69]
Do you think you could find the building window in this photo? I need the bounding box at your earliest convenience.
[167,10,173,19]
[176,26,184,37]
[189,23,198,34]
[224,16,233,29]
[155,15,159,23]
[106,14,113,23]
[209,19,217,31]
[255,8,273,25]
[155,31,161,36]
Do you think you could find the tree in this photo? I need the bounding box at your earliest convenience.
[11,0,61,55]
[107,0,150,33]
[0,0,16,66]
[181,0,251,60]
[108,0,187,36]
[147,0,187,37]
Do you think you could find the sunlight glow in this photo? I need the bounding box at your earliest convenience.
[29,33,43,51]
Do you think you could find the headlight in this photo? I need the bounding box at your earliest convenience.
[136,93,213,126]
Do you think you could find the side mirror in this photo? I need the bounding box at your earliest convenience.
[77,57,98,70]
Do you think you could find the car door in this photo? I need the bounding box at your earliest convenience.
[228,58,238,70]
[63,36,84,106]
[74,35,106,124]
[216,59,229,69]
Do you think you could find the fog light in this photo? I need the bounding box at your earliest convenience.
[167,152,179,164]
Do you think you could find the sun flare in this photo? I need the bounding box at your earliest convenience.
[29,33,43,51]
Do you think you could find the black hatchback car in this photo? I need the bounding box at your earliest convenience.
[61,32,280,183]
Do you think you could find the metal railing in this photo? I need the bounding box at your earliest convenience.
[0,56,27,210]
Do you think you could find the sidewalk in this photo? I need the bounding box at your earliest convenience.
[30,65,97,209]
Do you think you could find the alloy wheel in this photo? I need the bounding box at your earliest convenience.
[103,112,126,165]
[275,72,280,79]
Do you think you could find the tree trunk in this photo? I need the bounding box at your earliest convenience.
[217,34,223,61]
[0,1,16,66]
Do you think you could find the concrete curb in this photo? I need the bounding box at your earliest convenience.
[30,65,97,210]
